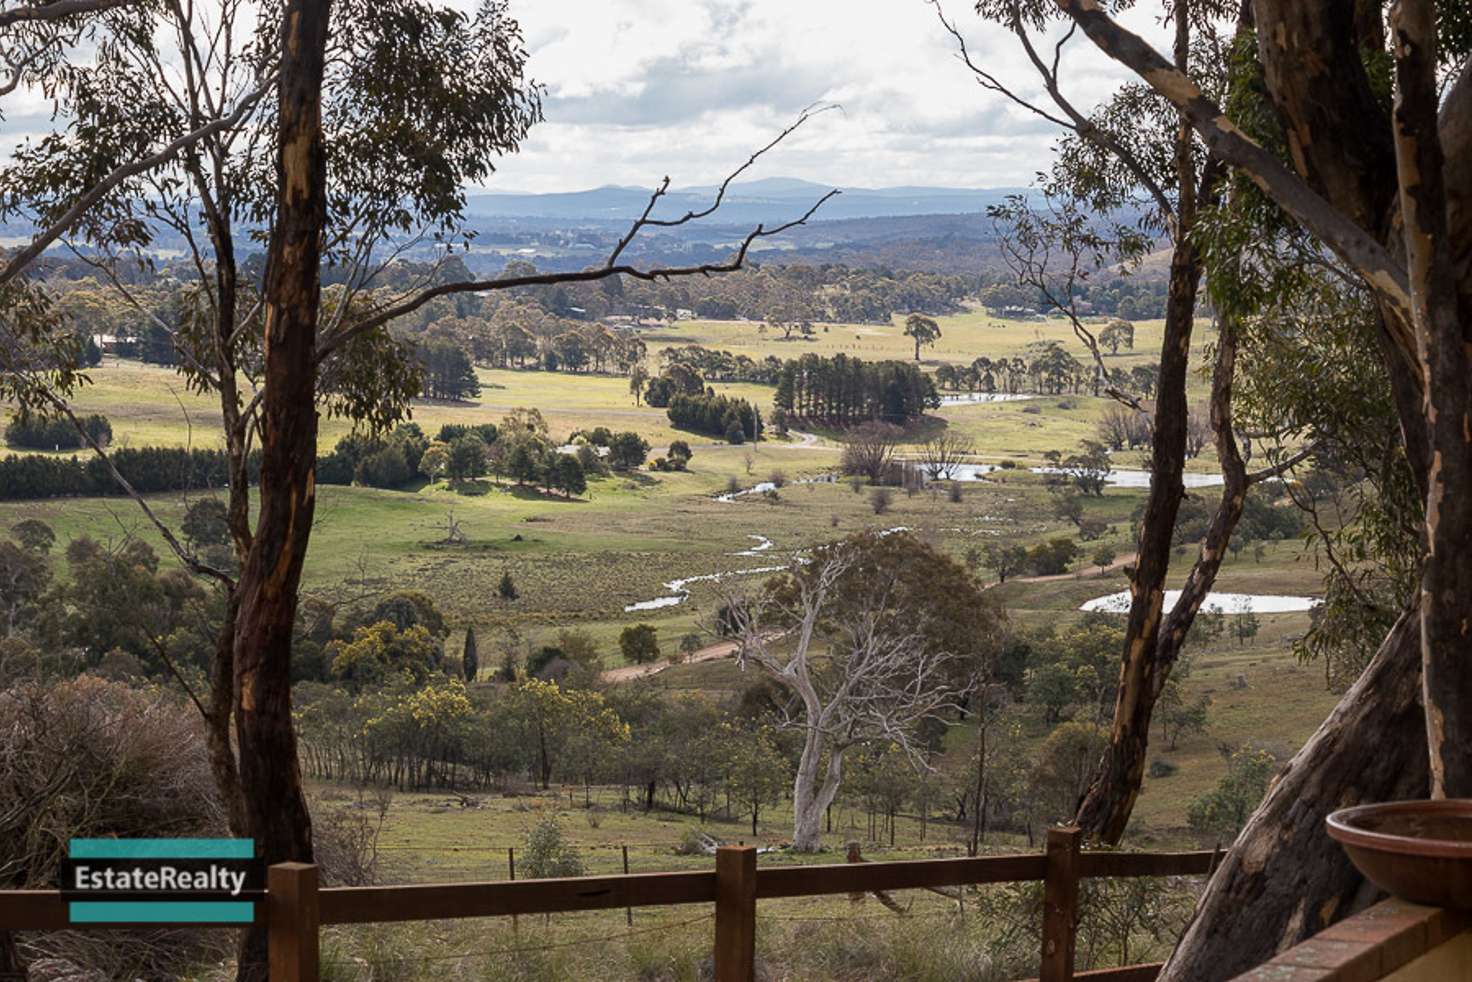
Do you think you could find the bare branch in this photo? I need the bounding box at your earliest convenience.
[317,188,841,362]
[0,0,136,27]
[1052,0,1416,353]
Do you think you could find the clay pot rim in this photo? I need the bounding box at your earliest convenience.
[1327,799,1472,859]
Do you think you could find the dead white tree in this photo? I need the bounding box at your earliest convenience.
[918,430,974,481]
[723,533,980,851]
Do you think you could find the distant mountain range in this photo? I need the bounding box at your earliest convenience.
[465,177,1032,227]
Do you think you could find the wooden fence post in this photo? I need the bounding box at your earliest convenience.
[622,844,633,927]
[714,845,757,982]
[846,841,863,903]
[1040,827,1082,982]
[267,862,319,982]
[507,847,519,935]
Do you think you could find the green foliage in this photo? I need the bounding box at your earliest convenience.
[9,519,54,554]
[497,571,519,601]
[461,625,479,681]
[721,723,790,835]
[447,436,488,482]
[1025,538,1078,576]
[666,392,759,442]
[1187,748,1277,840]
[546,454,586,497]
[774,354,938,424]
[1028,721,1108,824]
[520,818,585,879]
[984,542,1028,583]
[0,446,258,500]
[903,313,942,360]
[418,338,481,401]
[328,621,443,690]
[181,498,230,550]
[618,623,660,664]
[666,439,693,469]
[4,412,111,451]
[605,431,649,470]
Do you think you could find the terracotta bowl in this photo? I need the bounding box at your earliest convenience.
[1327,799,1472,908]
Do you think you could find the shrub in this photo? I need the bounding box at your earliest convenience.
[607,431,650,470]
[1026,538,1079,576]
[1148,759,1178,779]
[1,677,225,977]
[619,623,660,664]
[355,444,414,489]
[4,412,111,451]
[870,486,893,515]
[520,818,585,878]
[0,446,259,500]
[1187,748,1277,839]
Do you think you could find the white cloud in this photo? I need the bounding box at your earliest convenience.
[489,0,1174,192]
[0,1,1176,195]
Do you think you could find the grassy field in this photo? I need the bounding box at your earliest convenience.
[1,309,1214,461]
[641,308,1175,373]
[0,307,1340,854]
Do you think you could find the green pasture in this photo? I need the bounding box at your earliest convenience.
[641,309,1182,373]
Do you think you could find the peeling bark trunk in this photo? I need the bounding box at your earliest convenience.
[1072,7,1228,840]
[209,592,245,836]
[1071,230,1197,841]
[792,730,844,851]
[232,2,330,978]
[1388,0,1472,798]
[1160,609,1427,981]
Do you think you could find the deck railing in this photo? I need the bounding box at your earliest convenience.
[0,828,1217,982]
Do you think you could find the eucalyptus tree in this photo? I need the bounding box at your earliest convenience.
[2,2,834,978]
[1047,0,1472,976]
[937,0,1304,848]
[724,531,999,851]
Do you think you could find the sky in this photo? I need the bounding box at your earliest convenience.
[491,0,1173,193]
[0,1,1175,196]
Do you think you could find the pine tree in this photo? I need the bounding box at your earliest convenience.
[462,625,479,681]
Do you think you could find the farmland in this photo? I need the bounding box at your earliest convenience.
[0,305,1332,849]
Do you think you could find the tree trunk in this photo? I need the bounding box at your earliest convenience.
[1388,0,1472,798]
[1160,608,1427,981]
[1072,189,1209,842]
[208,593,246,836]
[0,931,22,981]
[232,2,330,978]
[792,735,844,851]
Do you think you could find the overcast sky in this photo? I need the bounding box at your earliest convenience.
[0,1,1174,196]
[492,0,1172,193]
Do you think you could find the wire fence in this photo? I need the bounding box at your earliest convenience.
[319,912,714,968]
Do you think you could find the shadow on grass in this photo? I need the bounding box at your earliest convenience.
[506,484,591,503]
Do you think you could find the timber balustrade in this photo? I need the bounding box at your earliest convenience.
[0,827,1219,982]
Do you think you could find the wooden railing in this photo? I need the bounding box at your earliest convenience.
[0,828,1217,982]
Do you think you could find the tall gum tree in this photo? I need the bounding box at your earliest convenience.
[724,531,1000,852]
[2,4,835,980]
[940,0,1304,844]
[1053,0,1472,975]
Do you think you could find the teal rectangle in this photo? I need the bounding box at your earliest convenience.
[69,901,255,924]
[69,839,254,859]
